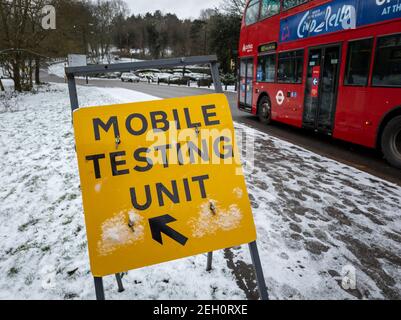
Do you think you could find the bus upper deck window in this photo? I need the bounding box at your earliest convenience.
[245,0,260,25]
[282,0,307,11]
[260,0,280,19]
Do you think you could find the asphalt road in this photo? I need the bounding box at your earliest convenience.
[43,73,401,186]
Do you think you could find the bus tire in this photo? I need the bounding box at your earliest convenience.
[258,96,272,125]
[381,115,401,169]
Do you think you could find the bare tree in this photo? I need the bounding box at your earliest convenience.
[199,8,217,21]
[0,0,49,91]
[220,0,247,17]
[91,0,128,60]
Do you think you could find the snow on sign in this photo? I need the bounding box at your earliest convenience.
[73,94,257,277]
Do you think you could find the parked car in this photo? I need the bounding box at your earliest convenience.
[135,69,164,82]
[107,72,122,79]
[172,68,211,81]
[156,72,175,81]
[136,72,156,82]
[157,73,183,83]
[121,73,140,83]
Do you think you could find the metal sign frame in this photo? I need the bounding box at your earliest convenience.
[65,55,269,301]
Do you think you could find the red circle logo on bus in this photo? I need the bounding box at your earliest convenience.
[276,90,285,105]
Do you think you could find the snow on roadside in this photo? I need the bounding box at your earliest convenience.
[235,123,401,300]
[0,79,14,91]
[48,63,66,78]
[0,84,244,300]
[98,87,161,103]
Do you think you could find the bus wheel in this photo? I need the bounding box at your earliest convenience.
[258,96,272,125]
[382,115,401,169]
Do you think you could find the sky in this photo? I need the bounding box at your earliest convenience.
[124,0,224,19]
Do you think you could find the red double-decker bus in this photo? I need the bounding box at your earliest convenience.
[238,0,401,168]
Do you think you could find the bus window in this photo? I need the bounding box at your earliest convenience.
[372,34,401,87]
[239,58,254,108]
[282,0,308,11]
[245,0,260,26]
[345,39,373,86]
[257,54,276,82]
[260,0,280,19]
[277,50,304,84]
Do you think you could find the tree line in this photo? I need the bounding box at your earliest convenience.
[0,0,247,92]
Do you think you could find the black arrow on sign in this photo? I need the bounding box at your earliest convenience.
[149,215,188,246]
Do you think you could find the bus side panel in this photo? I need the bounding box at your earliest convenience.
[253,83,305,128]
[335,87,401,148]
[334,86,374,147]
[273,84,304,128]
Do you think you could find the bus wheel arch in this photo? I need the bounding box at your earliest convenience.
[257,93,272,125]
[378,106,401,169]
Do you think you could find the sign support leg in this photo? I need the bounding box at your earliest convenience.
[115,273,125,292]
[248,241,269,300]
[94,277,105,300]
[210,62,223,93]
[67,74,79,113]
[205,61,223,273]
[206,252,213,271]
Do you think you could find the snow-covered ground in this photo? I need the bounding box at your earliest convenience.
[0,84,400,300]
[0,79,14,91]
[47,63,67,78]
[236,124,401,300]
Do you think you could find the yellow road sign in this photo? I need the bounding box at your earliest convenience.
[73,94,256,277]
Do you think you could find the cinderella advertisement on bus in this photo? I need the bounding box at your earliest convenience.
[280,0,401,43]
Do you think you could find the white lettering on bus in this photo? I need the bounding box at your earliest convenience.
[376,0,390,6]
[242,44,253,53]
[297,5,356,39]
